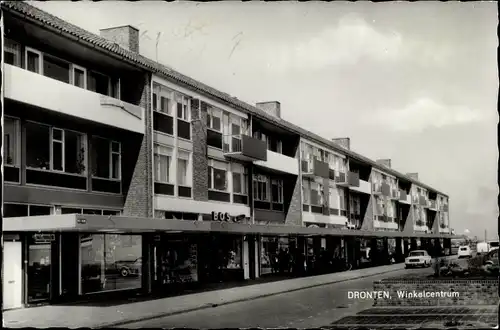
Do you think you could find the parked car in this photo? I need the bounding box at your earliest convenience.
[114,257,142,277]
[488,241,499,252]
[405,250,432,268]
[477,242,489,255]
[458,246,473,258]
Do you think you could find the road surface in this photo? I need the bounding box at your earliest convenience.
[120,265,436,329]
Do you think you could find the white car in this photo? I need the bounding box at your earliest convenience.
[405,250,432,268]
[458,246,472,258]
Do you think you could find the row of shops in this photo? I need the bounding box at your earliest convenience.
[3,214,453,309]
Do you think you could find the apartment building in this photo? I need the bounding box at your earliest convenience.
[2,1,453,310]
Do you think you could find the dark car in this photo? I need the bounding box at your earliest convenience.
[482,249,499,275]
[114,257,142,277]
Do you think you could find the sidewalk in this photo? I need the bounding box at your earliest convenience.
[3,263,403,328]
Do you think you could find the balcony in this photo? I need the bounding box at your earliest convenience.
[428,200,437,210]
[390,188,399,200]
[223,134,267,162]
[372,183,382,195]
[337,171,360,188]
[254,150,298,175]
[412,195,419,204]
[335,171,347,185]
[4,64,145,133]
[301,158,329,179]
[381,182,391,197]
[349,178,371,194]
[441,204,449,212]
[398,191,411,204]
[373,215,398,230]
[419,195,428,207]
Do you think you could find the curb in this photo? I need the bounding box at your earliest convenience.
[97,266,403,328]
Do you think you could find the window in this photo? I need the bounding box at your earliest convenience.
[268,137,282,154]
[329,185,338,208]
[177,149,191,186]
[310,182,322,205]
[254,131,267,144]
[4,117,19,166]
[27,122,84,174]
[80,234,142,294]
[302,179,310,204]
[232,163,247,195]
[91,137,121,180]
[338,188,346,210]
[207,107,222,131]
[87,71,114,97]
[176,93,190,121]
[43,54,70,84]
[271,179,283,204]
[154,144,173,183]
[208,159,228,191]
[4,39,21,67]
[72,65,87,89]
[253,174,269,201]
[153,83,174,115]
[25,48,42,73]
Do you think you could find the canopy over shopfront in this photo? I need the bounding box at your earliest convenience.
[4,214,458,239]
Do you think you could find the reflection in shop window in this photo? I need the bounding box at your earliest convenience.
[80,234,142,294]
[260,237,291,275]
[160,239,198,284]
[219,237,242,270]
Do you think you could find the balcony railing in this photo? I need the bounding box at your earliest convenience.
[429,200,437,210]
[381,182,391,197]
[5,64,144,133]
[302,158,329,179]
[223,134,267,162]
[335,171,347,184]
[372,183,382,195]
[419,195,427,207]
[441,204,449,212]
[254,150,299,175]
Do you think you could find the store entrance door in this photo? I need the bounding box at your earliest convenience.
[27,234,54,303]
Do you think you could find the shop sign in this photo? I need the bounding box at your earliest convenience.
[211,211,246,223]
[33,233,56,243]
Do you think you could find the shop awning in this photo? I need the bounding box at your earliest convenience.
[3,214,458,239]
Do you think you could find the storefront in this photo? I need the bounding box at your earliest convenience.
[260,236,296,275]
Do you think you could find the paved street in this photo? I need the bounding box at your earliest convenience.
[120,266,435,329]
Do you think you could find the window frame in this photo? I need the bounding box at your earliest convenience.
[4,116,21,167]
[176,149,191,187]
[208,159,229,192]
[302,179,311,205]
[110,141,121,180]
[175,93,191,122]
[154,143,174,184]
[25,47,43,74]
[271,178,284,204]
[253,174,270,202]
[71,64,87,89]
[4,38,21,67]
[207,106,223,132]
[231,163,248,196]
[50,127,65,172]
[310,181,322,206]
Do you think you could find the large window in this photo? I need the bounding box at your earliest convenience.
[4,38,21,67]
[91,137,121,180]
[253,174,269,201]
[26,122,86,175]
[43,54,70,84]
[232,163,247,195]
[329,185,339,209]
[338,188,346,211]
[177,149,191,186]
[4,203,52,217]
[176,93,190,121]
[159,239,198,284]
[4,117,20,166]
[208,159,228,191]
[80,234,142,294]
[87,70,118,98]
[271,179,283,204]
[25,48,42,73]
[154,144,173,183]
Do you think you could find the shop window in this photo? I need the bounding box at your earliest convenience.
[218,237,242,270]
[80,234,142,294]
[27,234,53,303]
[159,239,198,284]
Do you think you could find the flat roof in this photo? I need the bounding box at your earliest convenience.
[4,214,458,239]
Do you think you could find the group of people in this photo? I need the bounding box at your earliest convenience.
[264,247,351,276]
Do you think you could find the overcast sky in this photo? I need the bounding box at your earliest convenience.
[33,1,498,239]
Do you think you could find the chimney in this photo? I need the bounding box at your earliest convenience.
[100,25,139,53]
[376,159,391,168]
[406,173,419,181]
[332,138,350,150]
[256,101,281,118]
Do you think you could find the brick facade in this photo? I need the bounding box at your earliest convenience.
[123,74,153,217]
[192,100,209,201]
[373,279,498,306]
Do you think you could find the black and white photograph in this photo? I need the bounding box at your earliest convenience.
[1,1,498,329]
